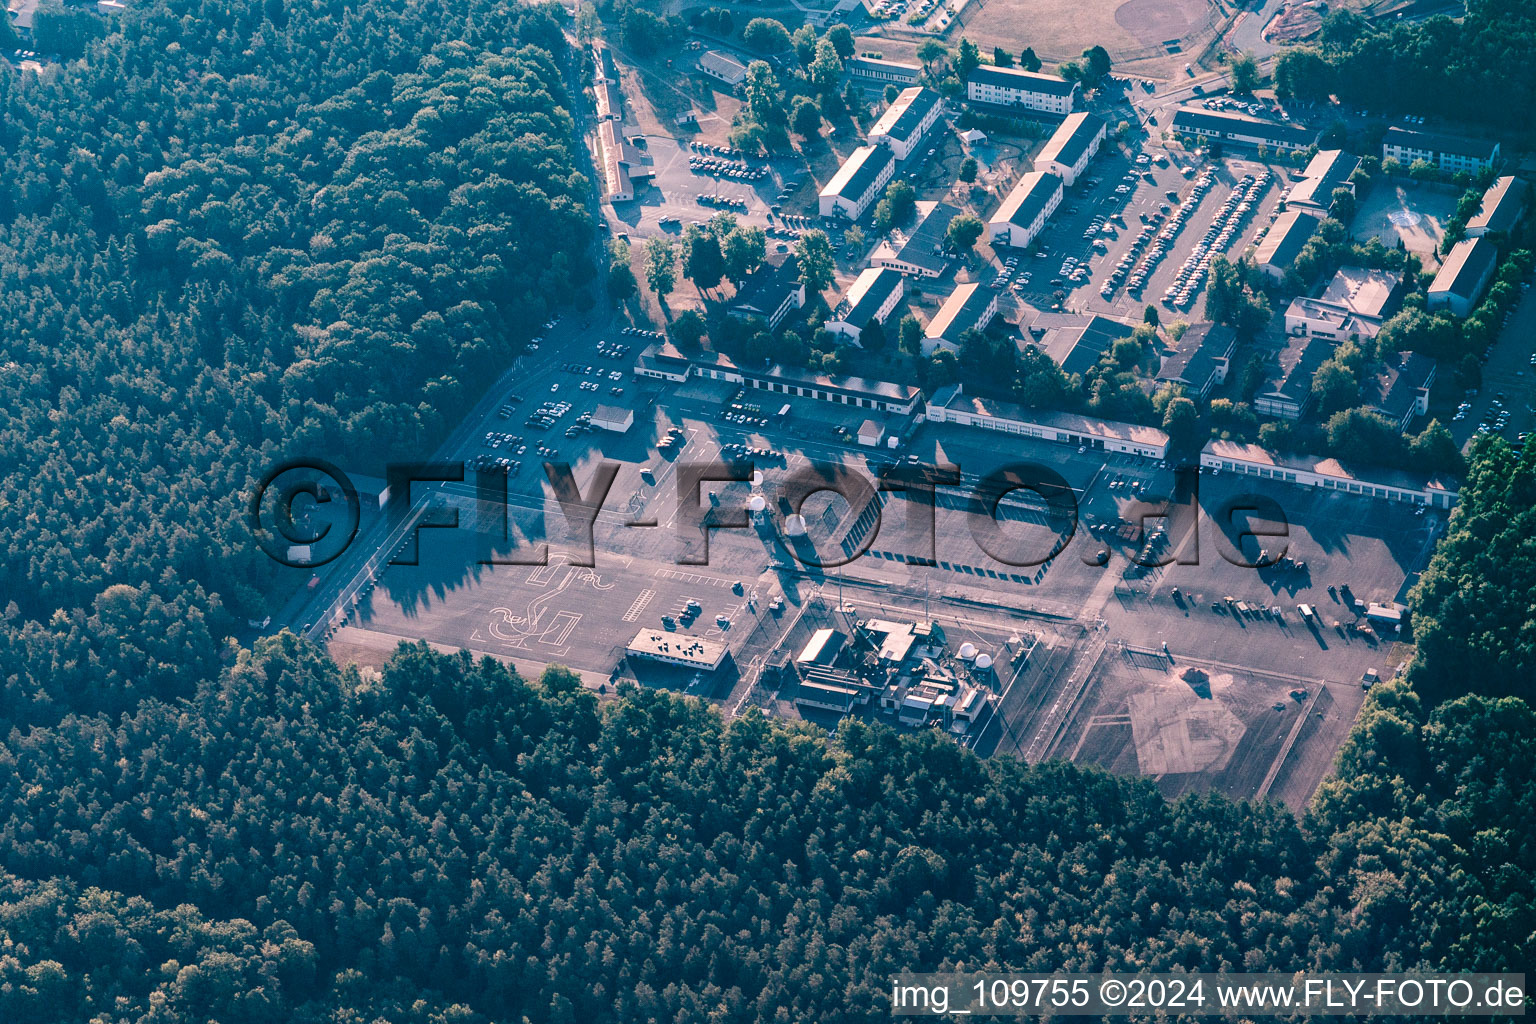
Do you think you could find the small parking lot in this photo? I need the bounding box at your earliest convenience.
[1451,282,1536,449]
[611,135,806,240]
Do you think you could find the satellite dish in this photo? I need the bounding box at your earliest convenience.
[751,470,764,488]
[975,653,994,670]
[958,642,978,660]
[748,494,767,513]
[784,513,807,537]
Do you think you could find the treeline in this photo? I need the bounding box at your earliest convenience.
[1273,0,1536,131]
[0,618,1531,1022]
[0,0,594,720]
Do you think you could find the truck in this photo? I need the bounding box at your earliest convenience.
[1297,603,1316,623]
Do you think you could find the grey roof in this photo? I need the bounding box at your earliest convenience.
[968,65,1077,97]
[1039,314,1133,376]
[992,170,1062,231]
[1430,237,1498,300]
[1383,126,1498,160]
[871,87,941,145]
[872,201,961,274]
[758,362,920,402]
[1171,108,1316,148]
[1035,112,1107,170]
[847,56,922,81]
[699,50,748,83]
[1254,209,1322,272]
[1157,322,1235,390]
[925,283,995,341]
[1468,176,1527,235]
[1287,149,1360,209]
[732,255,801,315]
[1265,334,1336,406]
[836,268,904,327]
[1363,352,1436,423]
[822,144,895,204]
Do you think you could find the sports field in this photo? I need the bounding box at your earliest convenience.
[949,0,1221,66]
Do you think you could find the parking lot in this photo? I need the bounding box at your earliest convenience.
[1452,280,1536,450]
[610,135,814,242]
[982,147,1285,320]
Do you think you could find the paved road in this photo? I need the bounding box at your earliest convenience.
[284,51,623,641]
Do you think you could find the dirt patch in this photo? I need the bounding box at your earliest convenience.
[1114,0,1214,47]
[1263,1,1327,43]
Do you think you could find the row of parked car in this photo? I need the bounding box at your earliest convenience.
[1162,170,1268,309]
[1113,169,1215,298]
[690,156,766,180]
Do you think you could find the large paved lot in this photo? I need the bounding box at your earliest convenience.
[987,151,1284,321]
[330,359,1438,807]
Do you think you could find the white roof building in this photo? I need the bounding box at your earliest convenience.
[1201,440,1458,508]
[626,630,729,670]
[1033,112,1107,187]
[987,170,1063,251]
[928,384,1169,460]
[590,405,634,432]
[868,87,943,162]
[698,50,749,87]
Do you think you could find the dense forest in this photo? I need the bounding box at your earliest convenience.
[0,0,595,724]
[0,1,1533,1021]
[1274,0,1536,132]
[0,604,1529,1021]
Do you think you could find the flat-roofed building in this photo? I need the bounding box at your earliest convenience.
[869,200,960,278]
[1155,322,1236,400]
[1286,149,1360,214]
[987,170,1063,251]
[589,405,634,433]
[690,350,923,414]
[966,66,1079,115]
[1033,112,1107,186]
[819,144,896,221]
[698,50,748,88]
[1254,209,1322,283]
[1382,126,1499,175]
[1171,108,1316,152]
[847,56,921,85]
[730,254,805,328]
[1466,176,1528,238]
[868,86,943,161]
[826,267,906,343]
[928,384,1170,459]
[923,282,997,355]
[1284,266,1404,343]
[627,630,729,670]
[1428,237,1499,316]
[1201,440,1458,508]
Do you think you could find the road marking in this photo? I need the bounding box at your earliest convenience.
[656,567,734,587]
[622,588,656,622]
